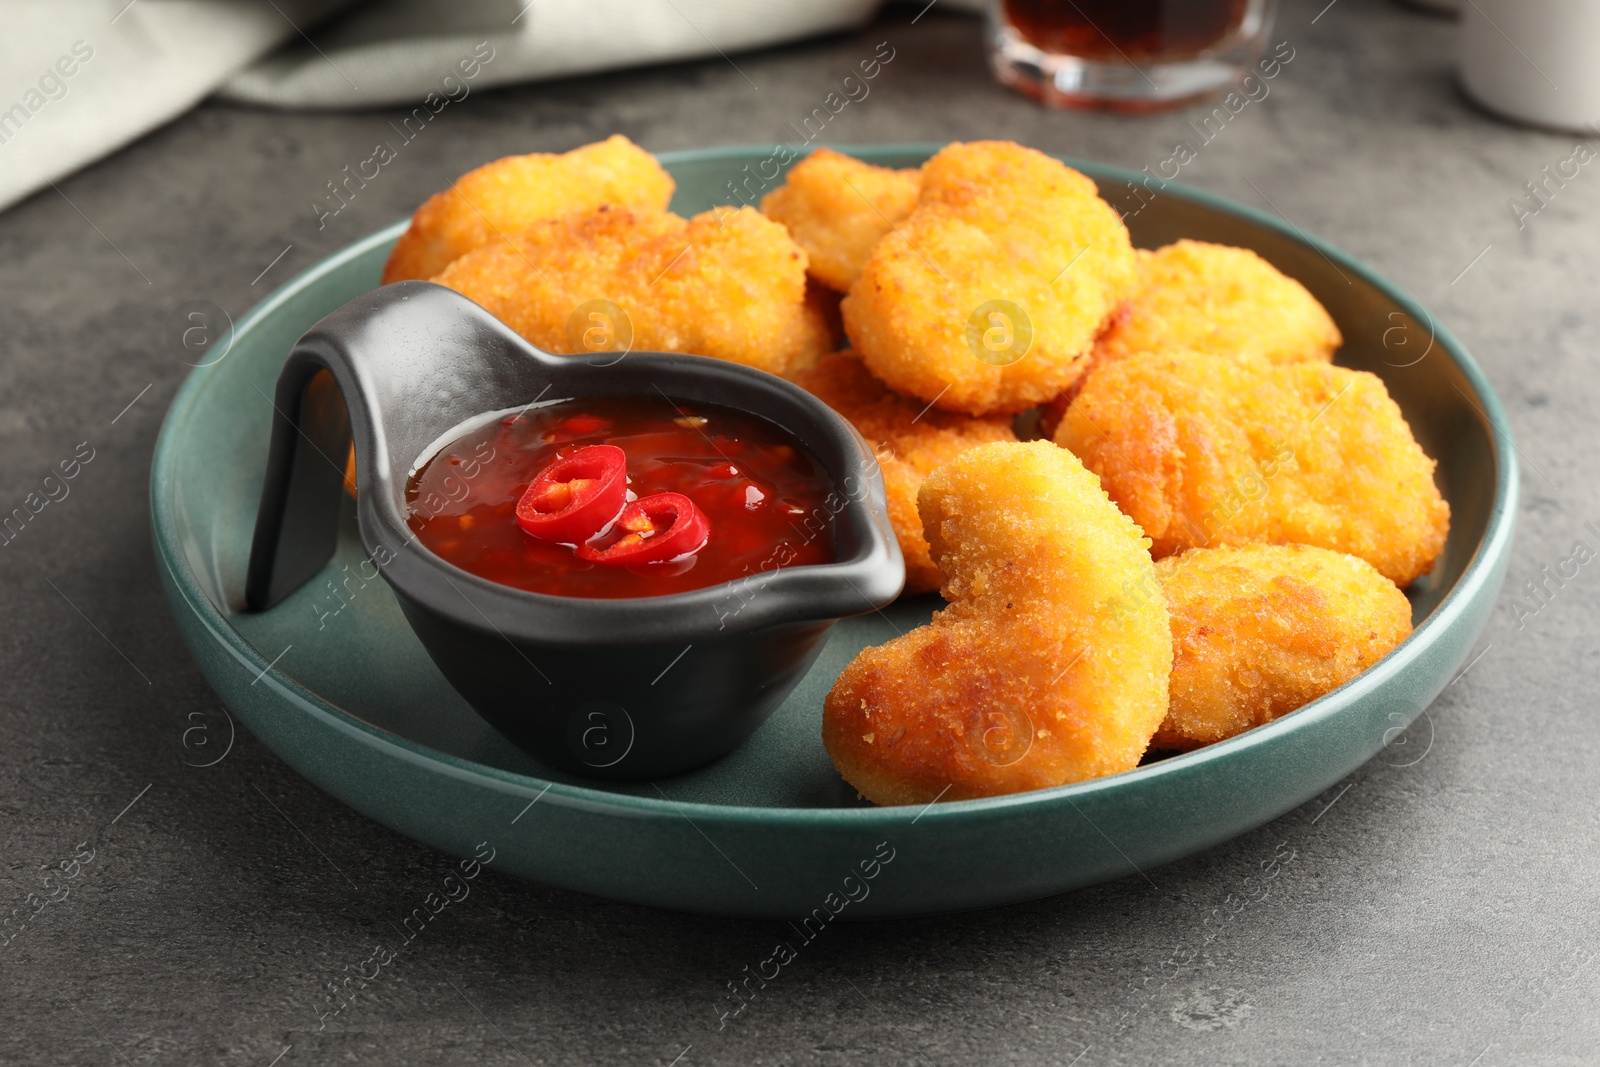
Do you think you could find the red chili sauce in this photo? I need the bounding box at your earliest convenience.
[405,396,837,598]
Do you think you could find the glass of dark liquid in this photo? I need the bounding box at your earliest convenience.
[988,0,1276,111]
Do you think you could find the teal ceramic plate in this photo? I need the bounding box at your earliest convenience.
[151,145,1517,919]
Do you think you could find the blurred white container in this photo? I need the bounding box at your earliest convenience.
[1460,0,1600,132]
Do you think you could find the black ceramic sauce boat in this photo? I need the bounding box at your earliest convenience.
[244,282,904,779]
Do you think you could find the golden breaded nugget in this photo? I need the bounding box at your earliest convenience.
[1035,302,1127,440]
[1100,240,1342,366]
[842,141,1138,416]
[1037,242,1339,438]
[823,441,1171,805]
[432,206,831,377]
[1155,544,1413,750]
[789,352,1016,594]
[1055,352,1450,586]
[761,148,921,293]
[382,135,674,283]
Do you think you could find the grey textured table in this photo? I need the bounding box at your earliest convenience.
[3,1,1596,1063]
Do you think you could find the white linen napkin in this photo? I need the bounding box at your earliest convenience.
[0,0,978,214]
[219,0,889,108]
[0,0,348,212]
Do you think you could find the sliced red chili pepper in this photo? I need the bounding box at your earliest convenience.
[576,492,710,566]
[514,444,627,545]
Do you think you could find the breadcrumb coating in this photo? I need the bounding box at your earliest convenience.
[823,441,1171,805]
[431,205,831,376]
[788,351,1016,594]
[841,141,1138,416]
[761,148,921,293]
[1055,352,1450,586]
[1100,240,1342,366]
[382,135,675,283]
[1154,544,1413,750]
[1038,240,1341,437]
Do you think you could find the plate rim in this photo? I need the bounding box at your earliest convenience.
[149,142,1520,829]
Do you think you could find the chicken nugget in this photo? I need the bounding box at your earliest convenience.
[823,441,1171,805]
[1037,240,1341,437]
[432,205,831,376]
[1102,240,1341,366]
[841,141,1138,416]
[1055,352,1450,586]
[1155,544,1413,750]
[789,351,1016,594]
[761,148,921,293]
[382,135,674,283]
